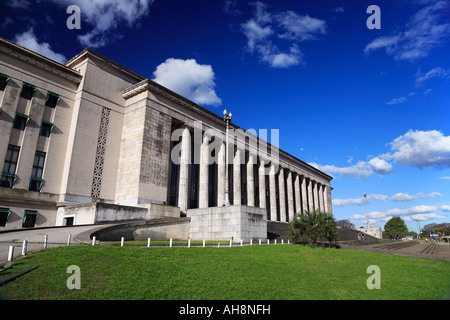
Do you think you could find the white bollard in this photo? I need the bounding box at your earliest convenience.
[22,240,27,256]
[267,239,270,244]
[44,235,48,249]
[282,239,284,245]
[229,239,232,247]
[92,236,96,246]
[288,240,290,244]
[275,239,277,245]
[147,238,151,247]
[8,246,14,262]
[169,238,173,247]
[121,237,124,247]
[250,239,253,246]
[240,240,243,246]
[259,239,261,245]
[203,239,205,247]
[188,239,191,248]
[67,234,72,246]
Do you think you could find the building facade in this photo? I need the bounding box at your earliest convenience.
[0,37,332,240]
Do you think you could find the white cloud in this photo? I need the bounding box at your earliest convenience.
[415,67,450,85]
[310,156,393,180]
[391,193,417,202]
[14,29,66,64]
[384,129,450,168]
[368,157,394,175]
[44,0,154,48]
[276,10,326,41]
[364,1,450,61]
[152,58,222,106]
[350,204,450,222]
[240,2,326,68]
[333,193,387,207]
[439,176,450,180]
[387,96,406,105]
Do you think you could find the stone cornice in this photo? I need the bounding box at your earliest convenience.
[0,36,82,83]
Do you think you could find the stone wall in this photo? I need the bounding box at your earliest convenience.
[187,205,267,242]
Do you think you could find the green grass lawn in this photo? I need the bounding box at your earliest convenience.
[1,244,449,300]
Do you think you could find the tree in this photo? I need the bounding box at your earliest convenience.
[336,219,355,229]
[288,210,338,247]
[384,216,408,238]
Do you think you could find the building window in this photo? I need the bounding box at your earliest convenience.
[1,145,20,188]
[22,210,38,228]
[20,82,35,100]
[40,121,54,137]
[45,92,60,108]
[29,151,46,192]
[13,112,30,130]
[0,208,11,227]
[0,73,9,91]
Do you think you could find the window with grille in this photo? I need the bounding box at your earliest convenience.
[22,210,38,228]
[20,82,35,100]
[29,151,46,192]
[1,145,20,188]
[40,121,54,137]
[0,73,9,91]
[13,113,30,130]
[45,91,60,108]
[0,208,10,227]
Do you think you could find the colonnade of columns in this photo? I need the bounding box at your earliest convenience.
[174,127,332,222]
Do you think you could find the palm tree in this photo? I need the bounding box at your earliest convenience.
[288,209,337,247]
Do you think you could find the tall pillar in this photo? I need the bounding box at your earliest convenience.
[233,149,241,205]
[217,141,225,206]
[269,163,277,221]
[318,183,324,212]
[199,135,210,208]
[278,167,286,222]
[313,181,319,211]
[307,178,314,212]
[294,174,301,214]
[325,185,332,215]
[301,175,308,213]
[258,159,266,209]
[247,154,255,207]
[286,171,294,221]
[178,126,191,213]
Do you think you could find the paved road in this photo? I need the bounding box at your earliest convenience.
[0,224,115,265]
[339,240,450,262]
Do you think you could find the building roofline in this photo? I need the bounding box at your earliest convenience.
[0,36,82,83]
[65,48,145,82]
[123,79,333,182]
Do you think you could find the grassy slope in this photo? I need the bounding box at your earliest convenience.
[1,245,449,300]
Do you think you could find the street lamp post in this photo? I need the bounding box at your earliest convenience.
[364,192,369,228]
[223,109,232,206]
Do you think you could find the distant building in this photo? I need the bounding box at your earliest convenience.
[0,37,333,241]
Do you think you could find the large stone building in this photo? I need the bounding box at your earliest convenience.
[0,36,333,241]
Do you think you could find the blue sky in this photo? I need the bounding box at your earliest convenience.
[1,0,449,233]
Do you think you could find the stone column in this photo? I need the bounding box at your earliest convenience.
[247,154,255,207]
[278,167,286,222]
[301,175,308,213]
[269,163,277,221]
[178,126,191,213]
[318,183,324,212]
[233,148,241,205]
[294,173,301,214]
[324,185,332,215]
[313,180,319,211]
[258,159,266,209]
[199,135,210,208]
[217,141,225,206]
[287,171,294,222]
[307,178,314,212]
